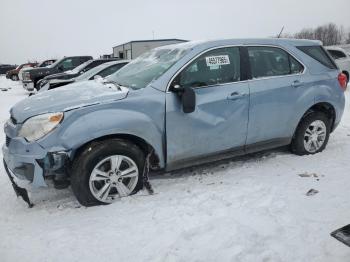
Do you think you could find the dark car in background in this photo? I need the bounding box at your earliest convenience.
[6,62,38,81]
[19,59,57,81]
[0,64,17,75]
[38,60,129,92]
[37,58,119,90]
[22,56,92,91]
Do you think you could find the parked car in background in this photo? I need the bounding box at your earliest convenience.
[326,46,350,84]
[18,59,56,81]
[0,64,17,75]
[22,56,92,91]
[36,58,118,90]
[39,60,128,92]
[6,62,38,81]
[3,39,346,206]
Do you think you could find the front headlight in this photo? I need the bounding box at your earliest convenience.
[23,72,31,81]
[18,112,64,142]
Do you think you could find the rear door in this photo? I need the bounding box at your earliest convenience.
[246,46,305,148]
[165,46,250,166]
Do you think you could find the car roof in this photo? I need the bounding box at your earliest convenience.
[160,38,322,51]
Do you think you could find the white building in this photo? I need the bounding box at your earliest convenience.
[113,39,187,60]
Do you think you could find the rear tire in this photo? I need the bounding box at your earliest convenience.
[291,112,331,155]
[71,139,145,206]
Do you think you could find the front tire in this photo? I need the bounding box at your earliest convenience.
[11,74,18,81]
[291,112,331,155]
[71,139,145,206]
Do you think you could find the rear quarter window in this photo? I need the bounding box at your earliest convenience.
[297,46,337,69]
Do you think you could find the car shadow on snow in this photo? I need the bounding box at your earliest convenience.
[151,146,290,180]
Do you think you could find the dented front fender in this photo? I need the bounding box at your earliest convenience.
[37,87,166,167]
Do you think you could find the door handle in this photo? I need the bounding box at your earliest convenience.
[227,92,247,100]
[292,80,303,88]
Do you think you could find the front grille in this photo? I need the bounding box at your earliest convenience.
[5,136,11,147]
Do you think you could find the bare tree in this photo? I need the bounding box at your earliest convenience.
[295,28,315,40]
[282,23,346,46]
[346,32,350,44]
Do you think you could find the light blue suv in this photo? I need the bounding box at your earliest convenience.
[3,39,347,206]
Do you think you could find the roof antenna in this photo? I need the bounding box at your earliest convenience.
[152,30,155,40]
[277,26,285,38]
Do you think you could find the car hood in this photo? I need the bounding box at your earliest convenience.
[11,80,129,123]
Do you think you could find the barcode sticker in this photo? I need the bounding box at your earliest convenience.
[205,55,230,66]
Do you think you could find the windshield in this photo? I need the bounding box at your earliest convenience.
[107,47,190,89]
[48,58,63,68]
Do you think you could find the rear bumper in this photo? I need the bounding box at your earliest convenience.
[22,81,34,91]
[332,91,346,132]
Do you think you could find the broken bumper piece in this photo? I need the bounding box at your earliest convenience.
[2,139,48,187]
[3,159,33,208]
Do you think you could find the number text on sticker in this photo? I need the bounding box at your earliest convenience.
[205,55,230,66]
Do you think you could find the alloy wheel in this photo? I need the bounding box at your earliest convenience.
[89,155,139,203]
[303,120,327,153]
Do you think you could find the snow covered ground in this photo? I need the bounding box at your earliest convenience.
[0,76,349,262]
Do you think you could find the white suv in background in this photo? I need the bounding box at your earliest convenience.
[326,46,350,84]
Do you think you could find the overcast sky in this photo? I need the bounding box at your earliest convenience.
[1,0,349,64]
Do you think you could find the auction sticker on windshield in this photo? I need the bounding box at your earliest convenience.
[205,55,230,66]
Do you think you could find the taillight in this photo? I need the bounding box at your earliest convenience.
[338,73,347,91]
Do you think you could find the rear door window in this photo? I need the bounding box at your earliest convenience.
[71,57,85,67]
[297,46,337,69]
[290,56,304,74]
[247,46,303,78]
[178,47,241,88]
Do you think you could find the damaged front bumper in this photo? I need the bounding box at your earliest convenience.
[2,135,70,188]
[2,138,48,187]
[2,130,70,207]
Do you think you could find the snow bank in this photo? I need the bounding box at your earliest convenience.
[0,76,349,262]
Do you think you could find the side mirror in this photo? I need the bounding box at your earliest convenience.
[172,85,196,114]
[181,86,196,113]
[57,65,64,72]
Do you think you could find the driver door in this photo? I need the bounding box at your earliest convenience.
[165,46,250,168]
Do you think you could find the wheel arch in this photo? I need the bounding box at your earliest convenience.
[298,102,336,132]
[71,133,161,170]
